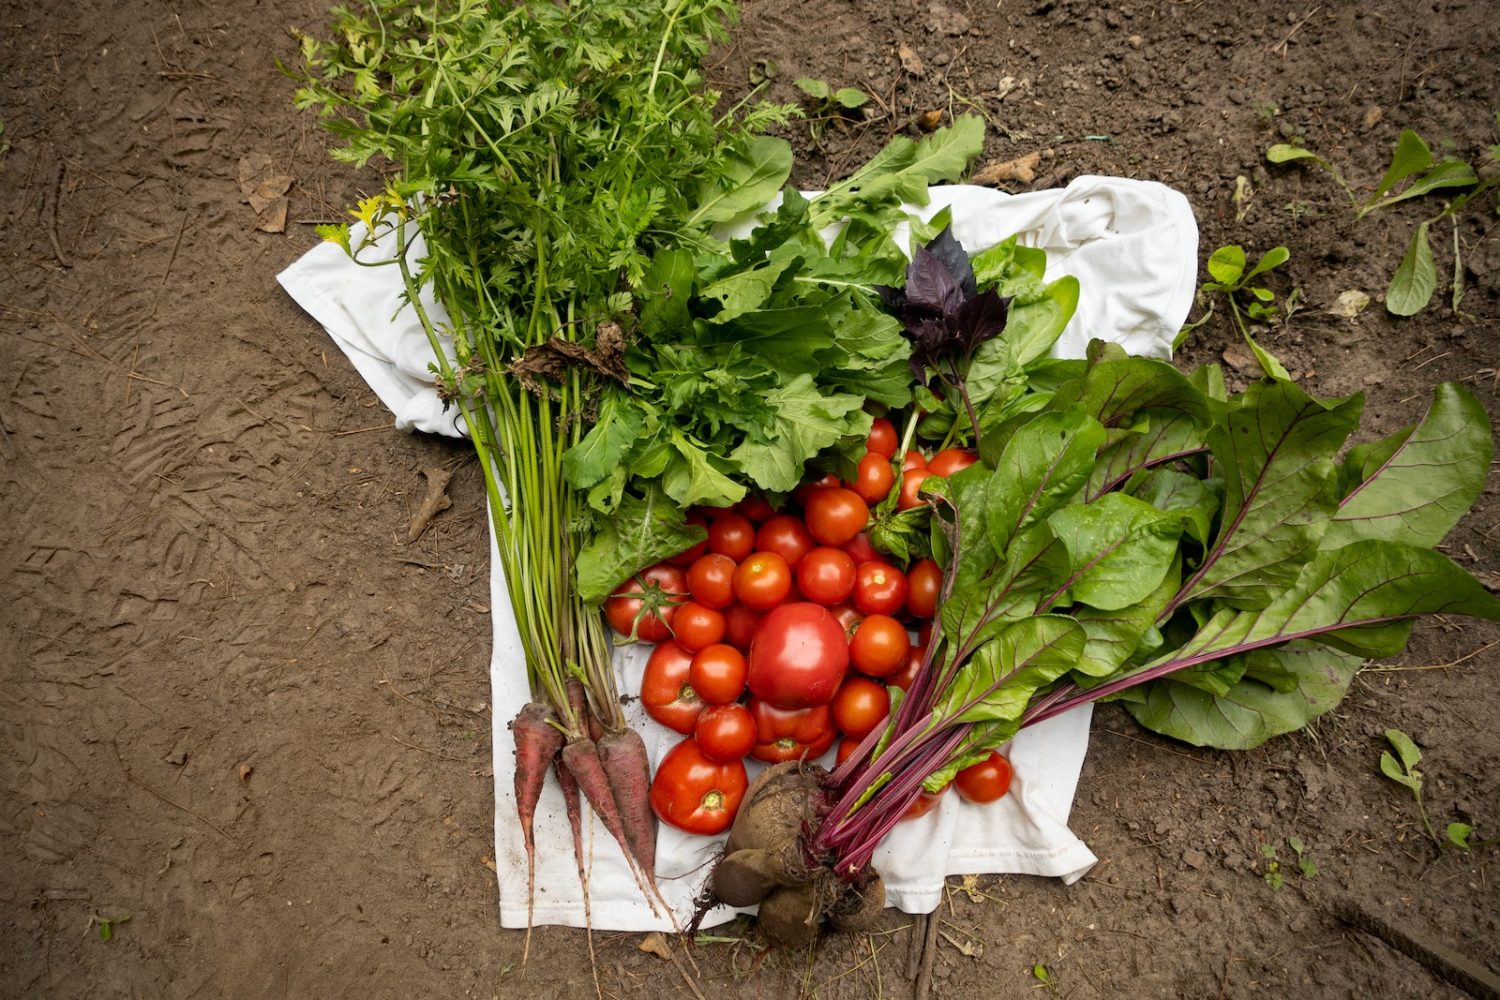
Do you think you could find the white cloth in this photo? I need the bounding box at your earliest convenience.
[278,177,1199,929]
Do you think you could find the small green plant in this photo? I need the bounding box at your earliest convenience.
[90,913,131,942]
[793,77,869,141]
[1175,244,1292,377]
[1379,728,1438,845]
[1031,962,1057,993]
[1288,835,1319,878]
[1261,843,1284,890]
[1268,127,1500,316]
[1447,822,1474,850]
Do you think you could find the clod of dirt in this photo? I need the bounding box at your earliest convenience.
[237,763,253,782]
[406,467,453,543]
[898,42,926,76]
[971,150,1047,187]
[236,153,294,234]
[638,931,673,960]
[164,748,187,766]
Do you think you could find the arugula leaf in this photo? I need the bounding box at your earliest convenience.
[663,429,747,507]
[686,135,793,226]
[729,375,872,492]
[1324,383,1492,550]
[564,392,646,490]
[576,484,706,604]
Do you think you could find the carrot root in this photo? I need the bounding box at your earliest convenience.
[555,749,601,1000]
[511,702,564,965]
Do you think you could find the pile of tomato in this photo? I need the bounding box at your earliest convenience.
[606,420,1015,837]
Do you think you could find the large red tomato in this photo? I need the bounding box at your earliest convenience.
[955,751,1014,804]
[747,699,836,763]
[650,738,748,835]
[603,563,687,642]
[747,603,850,708]
[640,641,702,734]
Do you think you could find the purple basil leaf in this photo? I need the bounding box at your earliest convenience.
[954,289,1009,353]
[925,225,978,299]
[904,246,965,316]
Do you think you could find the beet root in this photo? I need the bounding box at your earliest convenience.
[756,883,822,948]
[723,761,828,856]
[827,868,885,932]
[712,838,807,907]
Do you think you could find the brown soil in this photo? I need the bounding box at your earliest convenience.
[3,1,1498,997]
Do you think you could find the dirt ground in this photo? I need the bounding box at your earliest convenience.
[3,0,1498,997]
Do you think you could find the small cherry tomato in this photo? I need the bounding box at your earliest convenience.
[707,513,756,562]
[889,643,925,691]
[736,495,778,524]
[900,450,927,474]
[686,553,737,610]
[640,641,703,734]
[672,600,725,653]
[694,703,757,763]
[733,551,793,611]
[955,750,1014,804]
[901,785,948,821]
[802,487,870,547]
[918,621,933,648]
[848,613,911,678]
[828,602,864,640]
[841,532,882,566]
[835,737,862,767]
[747,603,850,708]
[927,448,978,479]
[905,558,942,619]
[793,472,841,508]
[747,698,836,763]
[689,643,748,705]
[755,514,816,570]
[650,738,748,835]
[831,676,890,740]
[867,418,898,458]
[848,452,895,505]
[603,563,687,642]
[897,469,932,510]
[668,510,709,567]
[722,603,765,651]
[853,562,907,616]
[795,547,857,607]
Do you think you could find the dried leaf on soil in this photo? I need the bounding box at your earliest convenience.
[407,467,453,543]
[898,42,926,76]
[236,152,294,233]
[972,151,1044,187]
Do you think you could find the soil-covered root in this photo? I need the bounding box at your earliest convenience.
[827,868,885,933]
[756,883,823,948]
[723,761,829,856]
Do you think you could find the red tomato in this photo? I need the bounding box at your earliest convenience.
[955,751,1014,804]
[792,472,841,508]
[686,553,737,610]
[901,785,947,821]
[917,621,933,648]
[898,469,932,510]
[673,601,725,653]
[849,614,911,677]
[831,676,890,740]
[795,547,857,606]
[927,448,978,479]
[650,738,748,835]
[900,450,927,474]
[853,562,907,616]
[747,699,836,763]
[689,644,748,705]
[905,559,942,619]
[603,563,687,642]
[835,737,862,767]
[848,452,895,505]
[733,551,792,611]
[755,515,816,570]
[722,603,765,651]
[640,641,703,734]
[889,643,925,691]
[841,532,882,566]
[736,495,778,524]
[668,511,709,566]
[747,603,850,708]
[694,703,757,762]
[802,487,870,547]
[707,513,756,562]
[867,418,898,459]
[828,602,864,640]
